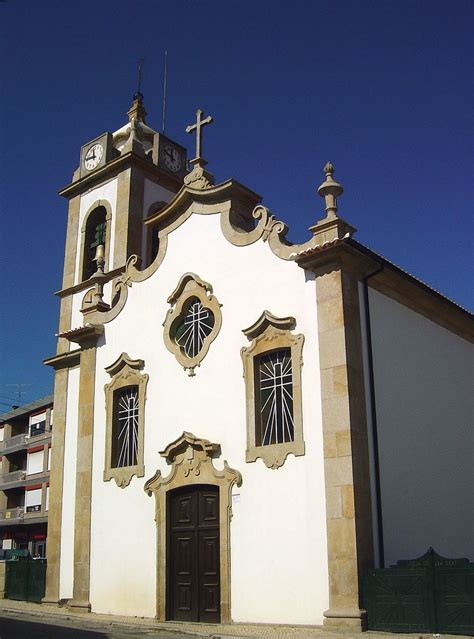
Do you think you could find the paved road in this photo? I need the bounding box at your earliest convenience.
[0,612,204,639]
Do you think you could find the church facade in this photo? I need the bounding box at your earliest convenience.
[42,95,473,630]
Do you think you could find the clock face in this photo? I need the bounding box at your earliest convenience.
[84,143,104,171]
[162,144,182,172]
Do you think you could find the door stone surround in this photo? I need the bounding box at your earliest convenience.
[145,432,242,624]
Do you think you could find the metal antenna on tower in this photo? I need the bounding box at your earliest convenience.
[162,51,168,134]
[136,57,145,98]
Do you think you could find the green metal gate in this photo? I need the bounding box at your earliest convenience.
[5,556,47,603]
[364,548,474,635]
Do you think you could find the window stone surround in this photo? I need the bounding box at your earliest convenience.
[103,353,148,488]
[241,311,305,469]
[163,273,222,377]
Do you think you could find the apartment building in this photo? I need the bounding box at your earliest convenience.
[0,396,53,558]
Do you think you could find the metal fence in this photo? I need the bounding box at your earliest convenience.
[364,547,474,635]
[5,556,47,603]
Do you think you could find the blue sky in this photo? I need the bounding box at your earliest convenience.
[0,0,472,408]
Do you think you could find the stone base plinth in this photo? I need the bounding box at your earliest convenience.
[67,599,91,613]
[323,607,367,632]
[41,597,61,606]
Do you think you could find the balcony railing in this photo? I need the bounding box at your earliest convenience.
[0,433,27,453]
[0,430,51,456]
[24,507,48,522]
[0,507,24,523]
[27,430,51,446]
[0,470,26,489]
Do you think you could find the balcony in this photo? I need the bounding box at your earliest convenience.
[27,430,52,448]
[0,433,27,454]
[0,470,26,490]
[24,505,48,524]
[25,469,50,487]
[0,507,24,525]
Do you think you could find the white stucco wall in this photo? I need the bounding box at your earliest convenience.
[87,211,328,623]
[141,179,175,259]
[59,365,80,600]
[368,287,474,567]
[143,178,174,215]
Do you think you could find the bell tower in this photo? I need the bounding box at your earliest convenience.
[43,97,189,608]
[57,93,188,311]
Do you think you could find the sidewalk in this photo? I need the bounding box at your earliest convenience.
[0,599,470,639]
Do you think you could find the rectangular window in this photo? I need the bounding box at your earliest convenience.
[112,386,139,468]
[255,348,294,446]
[29,421,46,437]
[27,450,44,475]
[25,488,42,512]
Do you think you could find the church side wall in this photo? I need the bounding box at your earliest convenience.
[88,213,329,624]
[59,365,80,600]
[367,287,473,567]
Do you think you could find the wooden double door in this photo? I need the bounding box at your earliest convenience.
[167,485,220,623]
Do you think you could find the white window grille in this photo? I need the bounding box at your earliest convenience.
[112,386,139,468]
[175,297,215,358]
[256,349,294,446]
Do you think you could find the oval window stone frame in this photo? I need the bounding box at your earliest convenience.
[163,273,222,376]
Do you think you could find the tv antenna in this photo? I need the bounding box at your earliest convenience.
[6,383,31,402]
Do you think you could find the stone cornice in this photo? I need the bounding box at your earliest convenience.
[295,238,378,277]
[59,151,183,199]
[44,348,81,370]
[144,178,261,227]
[104,352,145,376]
[242,310,296,340]
[158,431,221,465]
[55,266,126,298]
[297,238,473,343]
[57,323,104,347]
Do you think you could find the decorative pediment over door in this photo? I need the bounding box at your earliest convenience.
[144,432,242,623]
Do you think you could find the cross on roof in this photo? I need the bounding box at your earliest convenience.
[186,108,213,163]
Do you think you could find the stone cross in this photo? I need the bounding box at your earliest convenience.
[186,109,213,163]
